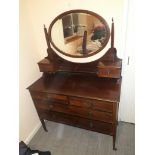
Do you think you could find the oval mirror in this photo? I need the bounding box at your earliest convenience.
[48,10,110,58]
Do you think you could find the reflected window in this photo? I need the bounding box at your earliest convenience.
[62,13,87,40]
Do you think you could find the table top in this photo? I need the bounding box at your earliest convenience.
[28,72,122,102]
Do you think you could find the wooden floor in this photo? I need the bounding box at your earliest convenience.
[29,121,135,155]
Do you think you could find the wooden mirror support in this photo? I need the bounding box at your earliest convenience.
[28,14,122,151]
[39,18,122,79]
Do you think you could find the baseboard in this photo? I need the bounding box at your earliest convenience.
[119,120,135,125]
[24,122,42,144]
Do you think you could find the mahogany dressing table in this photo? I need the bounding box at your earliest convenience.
[27,10,122,150]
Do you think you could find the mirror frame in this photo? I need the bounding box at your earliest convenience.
[48,9,110,58]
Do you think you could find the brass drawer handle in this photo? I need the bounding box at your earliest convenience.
[107,70,110,75]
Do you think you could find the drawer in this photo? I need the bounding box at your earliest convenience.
[92,110,113,123]
[92,100,113,113]
[39,110,79,126]
[97,67,121,78]
[34,99,90,119]
[38,63,54,72]
[75,116,113,135]
[69,97,92,108]
[70,97,113,113]
[49,103,90,119]
[31,91,68,104]
[35,100,114,123]
[38,110,112,135]
[38,59,55,72]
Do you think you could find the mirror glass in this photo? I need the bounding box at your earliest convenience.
[49,10,110,58]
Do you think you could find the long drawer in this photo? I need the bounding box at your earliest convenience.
[34,100,89,119]
[32,92,114,113]
[38,109,113,135]
[34,100,113,123]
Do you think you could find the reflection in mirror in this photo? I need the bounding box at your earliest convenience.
[50,11,110,57]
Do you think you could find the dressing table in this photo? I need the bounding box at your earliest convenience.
[27,10,122,150]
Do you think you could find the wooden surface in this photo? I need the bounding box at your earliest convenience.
[28,72,121,149]
[28,14,122,150]
[29,48,122,150]
[28,73,121,102]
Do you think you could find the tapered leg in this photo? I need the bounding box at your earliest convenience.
[40,119,48,132]
[112,122,117,150]
[112,103,118,150]
[113,134,117,150]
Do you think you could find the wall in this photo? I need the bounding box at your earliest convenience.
[19,0,42,143]
[19,0,124,142]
